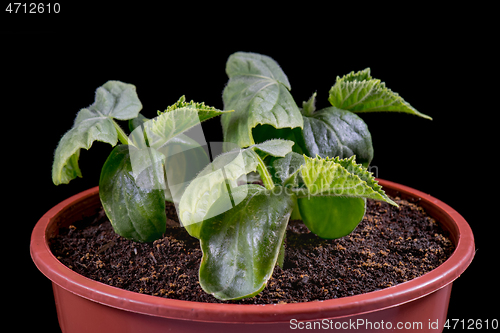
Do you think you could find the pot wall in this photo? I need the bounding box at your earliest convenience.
[31,180,475,332]
[52,280,452,333]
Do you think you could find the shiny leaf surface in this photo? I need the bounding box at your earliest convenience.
[298,196,366,239]
[99,145,166,242]
[199,185,293,300]
[301,106,373,166]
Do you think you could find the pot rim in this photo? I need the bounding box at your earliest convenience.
[30,179,475,323]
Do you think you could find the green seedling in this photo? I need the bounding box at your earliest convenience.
[52,82,232,242]
[51,52,430,301]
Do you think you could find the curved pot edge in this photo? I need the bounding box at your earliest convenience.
[30,180,475,323]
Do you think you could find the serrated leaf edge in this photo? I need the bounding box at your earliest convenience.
[299,155,397,206]
[161,95,226,114]
[329,69,432,120]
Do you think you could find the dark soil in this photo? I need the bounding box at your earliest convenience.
[49,196,454,304]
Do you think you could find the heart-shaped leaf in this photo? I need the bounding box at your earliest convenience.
[199,185,293,300]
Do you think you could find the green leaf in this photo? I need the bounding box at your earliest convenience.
[127,97,229,203]
[269,152,305,187]
[178,140,293,238]
[179,148,259,238]
[252,125,305,155]
[297,196,366,239]
[298,155,397,206]
[328,68,432,120]
[128,112,148,132]
[199,185,293,300]
[159,134,210,203]
[145,96,233,149]
[301,92,317,117]
[91,81,143,120]
[128,146,166,191]
[52,81,142,185]
[222,52,303,147]
[251,139,295,158]
[300,106,374,166]
[99,145,166,243]
[297,154,395,239]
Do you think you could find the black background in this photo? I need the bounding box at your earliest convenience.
[3,4,495,332]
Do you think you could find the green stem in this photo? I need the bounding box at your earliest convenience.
[250,150,275,191]
[112,119,130,145]
[277,236,285,268]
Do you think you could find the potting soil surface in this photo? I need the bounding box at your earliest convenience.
[49,196,454,304]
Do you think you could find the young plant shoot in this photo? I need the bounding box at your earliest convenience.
[180,146,397,300]
[51,52,431,301]
[52,81,232,242]
[185,52,430,300]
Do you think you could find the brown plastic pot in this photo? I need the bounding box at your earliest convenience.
[31,180,474,332]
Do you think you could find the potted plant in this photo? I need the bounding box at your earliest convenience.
[31,52,474,332]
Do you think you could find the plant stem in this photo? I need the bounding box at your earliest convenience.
[250,150,275,191]
[277,236,285,268]
[112,119,129,145]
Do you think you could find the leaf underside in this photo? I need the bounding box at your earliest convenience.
[299,155,397,206]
